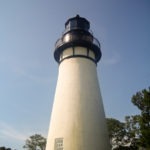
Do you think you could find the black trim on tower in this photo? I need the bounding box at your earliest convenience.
[72,47,75,55]
[59,55,96,64]
[54,40,101,63]
[54,15,101,64]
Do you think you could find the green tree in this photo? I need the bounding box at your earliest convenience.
[0,147,5,150]
[106,87,150,149]
[125,115,140,148]
[106,118,126,148]
[106,117,138,149]
[131,87,150,148]
[23,134,46,150]
[0,147,11,150]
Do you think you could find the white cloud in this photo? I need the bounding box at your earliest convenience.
[12,63,51,84]
[102,52,121,65]
[0,55,51,84]
[0,122,27,141]
[0,121,48,141]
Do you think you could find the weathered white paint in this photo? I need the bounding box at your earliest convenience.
[46,46,110,150]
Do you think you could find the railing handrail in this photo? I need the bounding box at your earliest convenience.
[55,36,100,49]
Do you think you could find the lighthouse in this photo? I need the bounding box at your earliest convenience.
[46,15,110,150]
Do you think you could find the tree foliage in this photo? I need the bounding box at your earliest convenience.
[23,134,46,150]
[106,118,127,149]
[131,87,150,148]
[0,147,11,150]
[107,87,150,149]
[124,115,140,148]
[107,118,125,140]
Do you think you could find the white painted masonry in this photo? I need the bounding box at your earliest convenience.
[46,46,110,150]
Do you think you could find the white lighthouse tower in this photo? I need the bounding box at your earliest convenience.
[46,15,110,150]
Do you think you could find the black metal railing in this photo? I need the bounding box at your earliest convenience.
[55,35,100,49]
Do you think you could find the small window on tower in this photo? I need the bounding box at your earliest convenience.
[54,138,63,150]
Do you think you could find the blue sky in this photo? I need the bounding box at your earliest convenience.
[0,0,150,149]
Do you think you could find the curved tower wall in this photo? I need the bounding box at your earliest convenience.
[46,16,110,150]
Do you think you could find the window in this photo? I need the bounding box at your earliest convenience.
[54,138,63,150]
